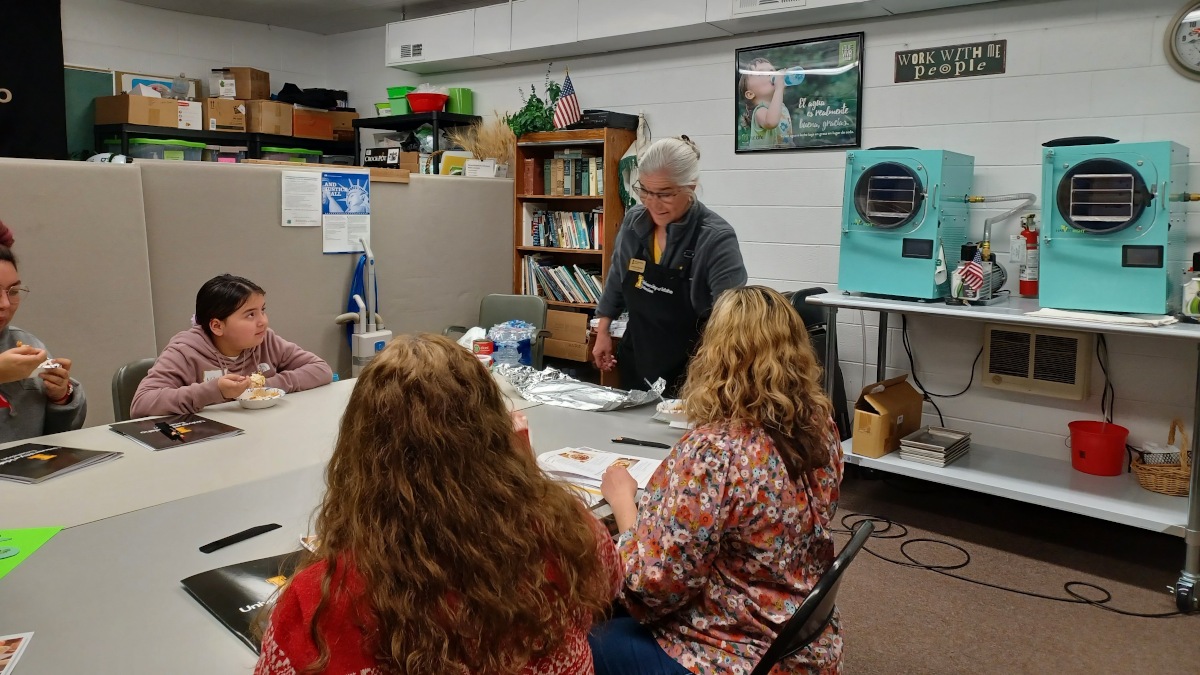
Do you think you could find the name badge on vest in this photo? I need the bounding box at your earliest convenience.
[628,258,647,273]
[203,369,223,382]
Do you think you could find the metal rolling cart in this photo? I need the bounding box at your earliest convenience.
[808,292,1200,612]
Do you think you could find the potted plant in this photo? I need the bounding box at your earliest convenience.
[504,65,562,139]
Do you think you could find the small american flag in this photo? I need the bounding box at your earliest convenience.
[961,249,984,292]
[553,73,581,129]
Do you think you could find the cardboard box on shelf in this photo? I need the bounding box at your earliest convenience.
[852,375,924,458]
[544,338,589,362]
[204,98,246,132]
[94,94,178,128]
[293,107,333,140]
[329,111,360,142]
[227,67,270,100]
[176,100,203,130]
[546,309,589,344]
[245,100,293,135]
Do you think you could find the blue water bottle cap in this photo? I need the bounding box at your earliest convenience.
[332,373,340,382]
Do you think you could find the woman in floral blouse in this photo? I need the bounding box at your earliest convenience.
[592,285,845,675]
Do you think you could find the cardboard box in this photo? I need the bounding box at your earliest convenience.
[245,100,293,136]
[176,100,203,130]
[204,98,246,132]
[546,309,589,344]
[94,94,179,128]
[329,110,360,142]
[293,107,334,140]
[852,375,924,458]
[544,338,589,362]
[227,67,271,100]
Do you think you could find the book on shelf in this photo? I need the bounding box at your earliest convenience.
[109,413,244,451]
[181,552,304,653]
[523,158,537,194]
[527,208,602,249]
[0,443,122,484]
[521,256,602,304]
[537,447,662,507]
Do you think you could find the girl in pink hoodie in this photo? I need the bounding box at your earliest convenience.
[131,274,333,418]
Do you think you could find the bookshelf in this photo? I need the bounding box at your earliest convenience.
[513,127,635,386]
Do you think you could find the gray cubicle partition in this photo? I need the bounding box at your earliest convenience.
[0,158,158,425]
[137,162,513,377]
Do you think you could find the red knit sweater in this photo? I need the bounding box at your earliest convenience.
[254,516,619,675]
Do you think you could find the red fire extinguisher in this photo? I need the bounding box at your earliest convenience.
[1018,215,1039,297]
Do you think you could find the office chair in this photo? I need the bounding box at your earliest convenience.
[111,357,157,422]
[749,519,875,675]
[788,287,851,440]
[444,294,551,369]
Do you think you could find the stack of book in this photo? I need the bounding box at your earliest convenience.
[530,209,603,249]
[897,426,971,467]
[542,150,604,196]
[521,256,602,304]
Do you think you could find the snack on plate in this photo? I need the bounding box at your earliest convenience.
[657,398,685,414]
[246,388,281,401]
[249,372,267,388]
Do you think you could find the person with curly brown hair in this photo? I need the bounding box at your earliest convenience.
[254,333,621,675]
[592,286,845,675]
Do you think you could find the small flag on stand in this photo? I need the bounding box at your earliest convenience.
[961,249,984,292]
[553,71,581,129]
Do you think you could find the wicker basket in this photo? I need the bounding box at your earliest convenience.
[1131,419,1191,497]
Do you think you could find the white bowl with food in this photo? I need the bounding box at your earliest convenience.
[237,387,285,409]
[652,399,692,428]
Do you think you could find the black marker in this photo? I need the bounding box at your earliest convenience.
[199,523,282,554]
[612,436,671,449]
[155,422,182,441]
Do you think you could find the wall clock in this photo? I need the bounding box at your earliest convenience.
[1166,1,1200,80]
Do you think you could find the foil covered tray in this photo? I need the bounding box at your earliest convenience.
[496,365,665,412]
[899,426,971,453]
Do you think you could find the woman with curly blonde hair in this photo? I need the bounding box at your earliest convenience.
[593,285,845,675]
[255,334,621,675]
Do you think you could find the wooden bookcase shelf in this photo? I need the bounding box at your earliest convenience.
[513,127,635,387]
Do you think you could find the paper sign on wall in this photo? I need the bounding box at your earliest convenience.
[321,170,371,254]
[281,171,321,227]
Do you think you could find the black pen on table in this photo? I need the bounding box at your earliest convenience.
[612,436,671,449]
[155,421,182,441]
[199,523,282,554]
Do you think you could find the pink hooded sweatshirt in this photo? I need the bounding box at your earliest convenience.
[130,325,333,418]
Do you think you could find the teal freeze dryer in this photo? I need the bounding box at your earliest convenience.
[838,148,973,299]
[1039,140,1188,314]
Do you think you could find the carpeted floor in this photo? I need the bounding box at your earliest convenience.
[832,468,1200,674]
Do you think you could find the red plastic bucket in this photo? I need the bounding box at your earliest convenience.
[1068,421,1129,476]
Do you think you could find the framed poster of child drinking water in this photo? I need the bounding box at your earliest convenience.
[735,32,864,153]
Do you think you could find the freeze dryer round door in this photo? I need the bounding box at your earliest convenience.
[1056,158,1152,234]
[853,162,926,229]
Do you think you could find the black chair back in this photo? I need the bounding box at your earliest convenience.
[749,520,875,675]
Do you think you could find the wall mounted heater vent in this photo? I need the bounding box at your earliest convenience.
[733,0,808,17]
[982,324,1092,400]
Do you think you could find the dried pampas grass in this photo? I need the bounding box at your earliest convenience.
[445,113,515,167]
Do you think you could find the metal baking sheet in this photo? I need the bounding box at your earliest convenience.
[899,426,971,452]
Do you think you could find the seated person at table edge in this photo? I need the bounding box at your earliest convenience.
[0,246,86,442]
[254,334,620,675]
[593,285,846,675]
[131,274,332,417]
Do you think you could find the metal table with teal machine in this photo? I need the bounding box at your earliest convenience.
[807,291,1200,613]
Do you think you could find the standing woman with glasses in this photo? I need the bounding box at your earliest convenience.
[592,136,747,396]
[0,246,87,442]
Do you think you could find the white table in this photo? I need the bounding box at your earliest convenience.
[0,399,683,675]
[807,291,1200,612]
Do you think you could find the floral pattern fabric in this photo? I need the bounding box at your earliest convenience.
[617,420,844,674]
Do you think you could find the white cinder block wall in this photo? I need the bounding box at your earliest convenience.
[61,0,330,93]
[327,0,1200,459]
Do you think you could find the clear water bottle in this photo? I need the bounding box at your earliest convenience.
[493,339,521,366]
[488,320,535,367]
[781,67,806,86]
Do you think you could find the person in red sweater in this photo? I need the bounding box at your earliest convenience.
[254,333,621,675]
[131,274,332,417]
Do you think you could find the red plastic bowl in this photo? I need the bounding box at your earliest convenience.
[406,92,449,113]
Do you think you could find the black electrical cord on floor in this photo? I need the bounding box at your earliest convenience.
[832,512,1188,618]
[900,315,984,428]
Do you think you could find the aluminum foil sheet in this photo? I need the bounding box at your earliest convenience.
[496,365,664,411]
